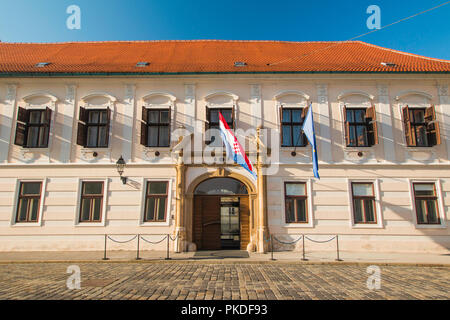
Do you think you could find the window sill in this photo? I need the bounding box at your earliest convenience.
[283,223,314,228]
[406,147,435,152]
[21,147,49,151]
[81,147,110,151]
[74,222,106,227]
[139,221,170,227]
[10,222,42,227]
[343,146,373,151]
[143,146,171,151]
[415,224,446,229]
[351,223,384,229]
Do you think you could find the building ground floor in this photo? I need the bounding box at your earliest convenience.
[0,164,449,254]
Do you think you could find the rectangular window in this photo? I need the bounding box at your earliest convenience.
[76,108,110,148]
[413,183,440,225]
[351,183,377,224]
[284,182,308,223]
[14,107,51,148]
[79,182,104,223]
[403,106,441,147]
[144,181,168,222]
[141,109,170,147]
[16,182,42,223]
[281,108,307,147]
[206,108,233,146]
[346,109,369,147]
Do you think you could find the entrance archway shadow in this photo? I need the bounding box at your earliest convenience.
[193,250,250,259]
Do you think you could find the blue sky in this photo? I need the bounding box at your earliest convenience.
[0,0,449,59]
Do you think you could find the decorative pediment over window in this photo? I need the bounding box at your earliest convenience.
[81,92,117,106]
[204,91,238,107]
[395,90,432,109]
[22,91,59,106]
[338,90,374,107]
[395,90,432,102]
[142,91,176,107]
[274,90,310,107]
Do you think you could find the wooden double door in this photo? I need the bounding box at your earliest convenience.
[193,196,250,250]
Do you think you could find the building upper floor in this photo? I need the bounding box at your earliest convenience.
[0,40,449,166]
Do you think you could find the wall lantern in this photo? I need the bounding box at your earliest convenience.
[116,156,127,185]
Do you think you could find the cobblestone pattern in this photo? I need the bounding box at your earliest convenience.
[0,263,449,300]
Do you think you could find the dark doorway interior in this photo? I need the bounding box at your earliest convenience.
[220,197,240,250]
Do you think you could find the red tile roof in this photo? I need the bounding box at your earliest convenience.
[0,40,449,74]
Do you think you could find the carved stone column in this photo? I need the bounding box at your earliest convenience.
[174,155,186,252]
[256,126,269,253]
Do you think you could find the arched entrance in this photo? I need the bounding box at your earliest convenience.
[193,177,251,250]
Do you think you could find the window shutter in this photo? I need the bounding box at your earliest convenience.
[44,107,52,125]
[424,105,436,123]
[17,107,29,123]
[76,122,87,147]
[343,106,350,147]
[42,107,52,148]
[402,106,415,147]
[140,107,148,146]
[78,107,87,123]
[76,106,87,147]
[279,106,284,146]
[366,105,379,146]
[142,106,148,124]
[14,107,29,146]
[140,121,148,146]
[167,107,172,147]
[301,105,309,119]
[425,106,441,146]
[14,123,27,146]
[205,106,211,144]
[104,108,111,147]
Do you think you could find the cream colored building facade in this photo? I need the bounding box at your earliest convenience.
[0,73,449,254]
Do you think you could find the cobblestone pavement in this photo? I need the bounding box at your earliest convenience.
[0,262,449,300]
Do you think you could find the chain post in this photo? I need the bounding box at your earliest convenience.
[102,234,109,260]
[136,234,141,260]
[165,234,171,260]
[301,234,307,261]
[335,235,343,261]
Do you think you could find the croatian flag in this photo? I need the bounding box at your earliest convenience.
[218,112,257,180]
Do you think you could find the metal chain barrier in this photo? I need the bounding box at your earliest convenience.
[169,233,179,242]
[304,235,336,244]
[268,234,343,262]
[140,235,168,245]
[107,235,138,243]
[273,235,303,245]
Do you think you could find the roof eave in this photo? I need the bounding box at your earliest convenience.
[0,71,449,77]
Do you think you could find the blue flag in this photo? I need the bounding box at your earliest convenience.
[301,104,320,179]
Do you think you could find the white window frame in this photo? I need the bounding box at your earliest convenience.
[408,179,446,229]
[139,178,173,226]
[74,178,109,227]
[347,178,383,229]
[10,178,47,227]
[281,179,314,228]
